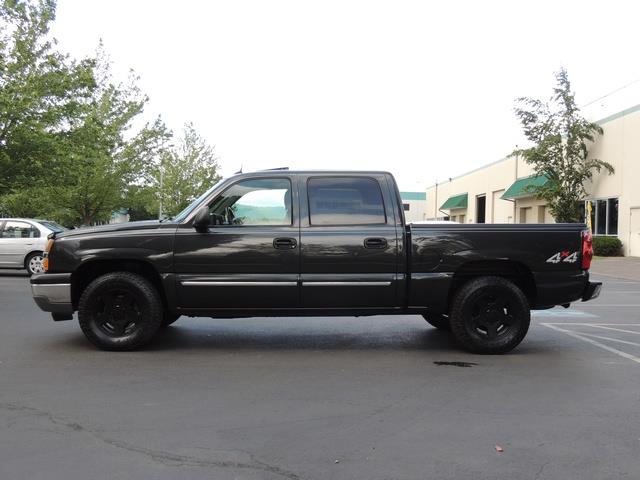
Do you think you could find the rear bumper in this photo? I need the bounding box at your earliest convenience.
[581,281,602,302]
[30,273,73,315]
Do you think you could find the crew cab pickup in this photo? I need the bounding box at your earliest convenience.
[30,170,601,353]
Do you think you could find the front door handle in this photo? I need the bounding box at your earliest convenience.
[364,237,388,249]
[273,237,297,250]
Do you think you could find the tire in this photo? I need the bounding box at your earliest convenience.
[78,272,163,351]
[449,276,530,354]
[423,313,451,331]
[25,251,45,276]
[161,312,180,327]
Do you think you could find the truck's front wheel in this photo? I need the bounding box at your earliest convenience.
[78,272,163,351]
[449,276,530,354]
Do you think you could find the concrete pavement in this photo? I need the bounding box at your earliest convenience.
[1,269,639,479]
[590,256,640,282]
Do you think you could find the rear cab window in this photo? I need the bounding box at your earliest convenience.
[307,177,387,226]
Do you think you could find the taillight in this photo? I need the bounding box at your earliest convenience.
[581,230,593,270]
[43,239,54,272]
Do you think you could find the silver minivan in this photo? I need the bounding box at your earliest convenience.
[0,219,66,275]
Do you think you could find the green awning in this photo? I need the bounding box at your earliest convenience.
[501,174,549,200]
[440,193,468,210]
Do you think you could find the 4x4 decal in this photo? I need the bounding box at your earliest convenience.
[546,250,578,264]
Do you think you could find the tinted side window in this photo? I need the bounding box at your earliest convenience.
[209,178,292,226]
[308,177,386,226]
[1,221,40,238]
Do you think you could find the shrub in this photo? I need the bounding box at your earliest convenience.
[593,236,623,256]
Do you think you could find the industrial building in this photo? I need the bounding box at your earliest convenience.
[424,104,640,256]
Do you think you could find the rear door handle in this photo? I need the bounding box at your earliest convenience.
[273,237,297,250]
[364,237,388,249]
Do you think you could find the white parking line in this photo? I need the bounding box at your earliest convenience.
[578,324,640,335]
[544,323,640,326]
[573,332,640,348]
[572,304,640,307]
[532,310,597,318]
[542,323,640,364]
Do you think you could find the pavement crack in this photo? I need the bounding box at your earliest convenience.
[534,461,550,480]
[0,401,302,480]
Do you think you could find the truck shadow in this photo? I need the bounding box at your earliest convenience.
[0,269,28,277]
[148,325,459,352]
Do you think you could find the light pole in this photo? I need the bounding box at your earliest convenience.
[158,160,164,220]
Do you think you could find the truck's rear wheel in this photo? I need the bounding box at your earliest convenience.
[422,314,450,331]
[449,276,530,354]
[78,272,163,351]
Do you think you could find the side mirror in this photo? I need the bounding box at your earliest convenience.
[193,206,210,232]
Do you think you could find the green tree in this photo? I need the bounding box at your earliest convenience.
[0,0,95,196]
[2,46,171,225]
[512,69,614,223]
[154,123,220,218]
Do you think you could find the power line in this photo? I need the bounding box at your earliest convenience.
[582,77,640,108]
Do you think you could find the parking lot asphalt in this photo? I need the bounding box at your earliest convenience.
[1,269,639,480]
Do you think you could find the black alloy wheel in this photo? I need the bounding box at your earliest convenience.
[449,276,530,354]
[78,272,162,351]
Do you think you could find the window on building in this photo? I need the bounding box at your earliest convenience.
[519,207,529,224]
[403,203,410,211]
[607,198,619,235]
[308,177,386,226]
[537,206,546,223]
[584,198,618,236]
[476,195,486,223]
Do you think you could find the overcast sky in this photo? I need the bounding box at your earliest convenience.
[51,0,640,191]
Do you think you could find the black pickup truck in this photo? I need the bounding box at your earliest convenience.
[30,170,601,353]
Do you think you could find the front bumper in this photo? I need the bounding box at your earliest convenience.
[581,281,602,302]
[30,273,73,315]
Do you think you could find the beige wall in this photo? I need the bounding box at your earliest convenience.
[403,199,428,222]
[426,155,530,224]
[585,106,640,256]
[424,105,640,255]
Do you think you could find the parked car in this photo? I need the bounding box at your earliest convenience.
[0,218,66,275]
[30,170,600,353]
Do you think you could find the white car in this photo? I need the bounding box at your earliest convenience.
[0,218,66,275]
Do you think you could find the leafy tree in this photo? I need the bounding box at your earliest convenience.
[0,1,217,225]
[0,0,95,196]
[512,69,614,223]
[3,47,171,225]
[153,123,220,219]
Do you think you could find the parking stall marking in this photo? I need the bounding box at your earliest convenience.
[573,332,640,348]
[542,323,640,365]
[532,310,598,319]
[571,324,640,335]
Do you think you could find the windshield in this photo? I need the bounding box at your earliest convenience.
[173,178,226,222]
[39,221,66,232]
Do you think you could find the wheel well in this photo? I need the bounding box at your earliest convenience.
[71,260,168,310]
[24,250,44,268]
[448,260,536,309]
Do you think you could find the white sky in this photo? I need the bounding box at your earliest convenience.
[51,0,640,192]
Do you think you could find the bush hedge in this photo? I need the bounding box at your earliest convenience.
[593,236,623,256]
